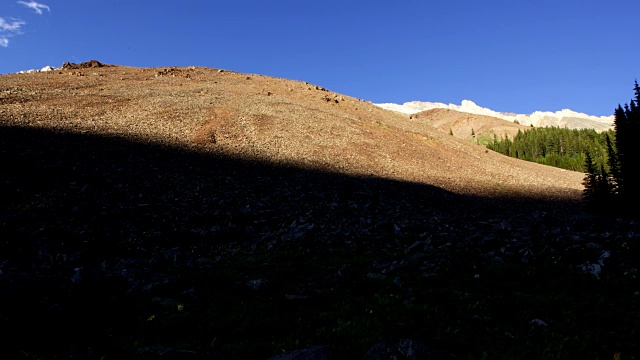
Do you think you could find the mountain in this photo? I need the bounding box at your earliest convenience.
[376,99,614,131]
[408,108,530,144]
[1,63,583,199]
[4,62,640,359]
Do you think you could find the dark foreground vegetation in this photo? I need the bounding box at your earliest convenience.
[583,81,640,215]
[1,125,640,360]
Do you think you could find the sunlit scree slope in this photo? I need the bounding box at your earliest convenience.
[0,64,584,199]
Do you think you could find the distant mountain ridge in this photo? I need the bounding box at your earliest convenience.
[376,100,614,131]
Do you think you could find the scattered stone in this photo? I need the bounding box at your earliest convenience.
[266,345,334,360]
[364,339,445,360]
[367,273,386,280]
[584,243,604,249]
[580,262,602,278]
[322,95,339,104]
[282,221,315,241]
[136,346,198,358]
[284,294,309,300]
[247,279,268,291]
[530,319,548,327]
[150,297,176,307]
[470,314,486,328]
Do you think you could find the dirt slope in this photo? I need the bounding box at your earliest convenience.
[0,63,583,199]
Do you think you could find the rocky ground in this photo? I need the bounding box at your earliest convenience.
[1,63,639,359]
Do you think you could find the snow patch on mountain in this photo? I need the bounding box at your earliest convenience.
[15,65,58,74]
[376,100,614,131]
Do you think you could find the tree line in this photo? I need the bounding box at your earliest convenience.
[483,81,640,215]
[486,126,614,172]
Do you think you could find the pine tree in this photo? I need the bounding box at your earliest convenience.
[486,127,609,172]
[613,81,640,207]
[597,164,612,205]
[605,134,619,195]
[582,151,599,208]
[583,152,613,211]
[585,81,640,213]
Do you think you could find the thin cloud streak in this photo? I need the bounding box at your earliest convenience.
[1,1,49,48]
[17,1,51,15]
[0,17,26,48]
[0,17,25,32]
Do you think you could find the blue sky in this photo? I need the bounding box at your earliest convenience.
[1,0,638,117]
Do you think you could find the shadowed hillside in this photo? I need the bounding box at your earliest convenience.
[2,125,636,359]
[1,64,639,359]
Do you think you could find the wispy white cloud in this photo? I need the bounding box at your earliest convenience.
[1,2,48,49]
[0,17,25,32]
[0,17,26,48]
[17,1,50,15]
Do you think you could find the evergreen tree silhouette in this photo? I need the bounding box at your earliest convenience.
[605,133,619,195]
[582,151,599,209]
[613,81,640,208]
